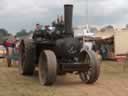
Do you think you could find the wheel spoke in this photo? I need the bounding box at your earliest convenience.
[79,50,100,84]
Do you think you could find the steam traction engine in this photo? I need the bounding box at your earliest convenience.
[19,5,100,86]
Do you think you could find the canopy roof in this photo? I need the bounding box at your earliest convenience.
[94,31,114,40]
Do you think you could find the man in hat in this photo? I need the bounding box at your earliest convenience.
[33,24,43,40]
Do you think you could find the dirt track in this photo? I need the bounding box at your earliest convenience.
[0,60,128,96]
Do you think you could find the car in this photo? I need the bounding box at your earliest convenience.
[0,45,6,58]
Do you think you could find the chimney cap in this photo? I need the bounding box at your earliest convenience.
[64,4,73,7]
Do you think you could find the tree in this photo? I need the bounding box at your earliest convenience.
[125,24,128,29]
[90,27,98,33]
[28,30,34,35]
[0,28,8,36]
[0,28,10,44]
[100,25,114,32]
[100,28,105,32]
[16,29,28,37]
[105,25,114,29]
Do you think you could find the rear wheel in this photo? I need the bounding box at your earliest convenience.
[79,50,100,84]
[38,50,57,86]
[19,42,35,75]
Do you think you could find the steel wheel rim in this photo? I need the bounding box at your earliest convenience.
[39,53,47,85]
[19,46,25,74]
[80,51,93,82]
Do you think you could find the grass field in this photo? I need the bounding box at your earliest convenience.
[0,59,128,96]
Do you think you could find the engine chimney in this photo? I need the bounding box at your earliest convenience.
[64,4,73,35]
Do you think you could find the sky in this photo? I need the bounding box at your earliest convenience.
[0,0,128,34]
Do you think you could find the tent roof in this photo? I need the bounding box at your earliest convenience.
[94,31,114,39]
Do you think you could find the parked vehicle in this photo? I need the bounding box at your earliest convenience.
[0,45,6,58]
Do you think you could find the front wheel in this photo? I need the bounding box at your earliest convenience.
[79,50,100,84]
[38,50,57,86]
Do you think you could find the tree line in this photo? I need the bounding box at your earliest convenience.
[1,24,128,38]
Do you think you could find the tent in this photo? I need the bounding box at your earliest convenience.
[114,30,128,55]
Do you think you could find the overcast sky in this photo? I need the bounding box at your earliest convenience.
[0,0,128,34]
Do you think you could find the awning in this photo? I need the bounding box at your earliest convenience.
[94,31,114,40]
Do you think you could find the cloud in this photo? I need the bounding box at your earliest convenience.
[89,0,127,16]
[73,0,128,25]
[0,0,74,33]
[0,0,48,17]
[33,0,73,8]
[0,0,5,10]
[0,0,128,33]
[0,0,73,16]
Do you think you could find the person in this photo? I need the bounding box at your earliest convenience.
[4,39,12,48]
[32,24,50,40]
[13,38,20,64]
[57,15,60,24]
[32,24,42,40]
[83,40,93,50]
[92,41,97,52]
[52,21,56,27]
[45,25,50,32]
[35,24,42,32]
[100,44,107,60]
[4,39,13,67]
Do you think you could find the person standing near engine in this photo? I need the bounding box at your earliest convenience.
[32,24,42,40]
[33,24,50,40]
[35,24,42,32]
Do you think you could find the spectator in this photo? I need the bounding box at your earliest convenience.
[4,39,13,67]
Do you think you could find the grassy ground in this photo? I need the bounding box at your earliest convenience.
[101,61,128,79]
[0,59,128,96]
